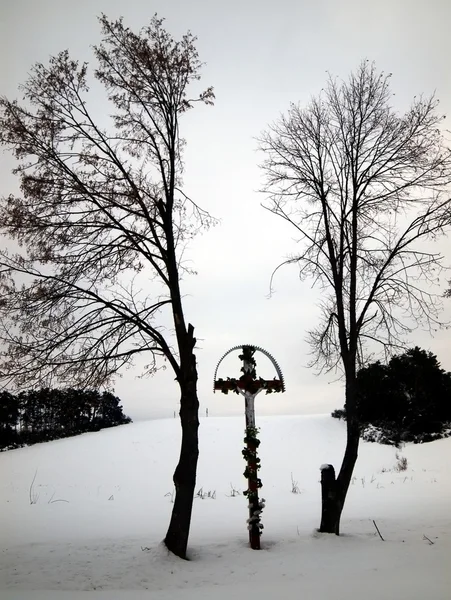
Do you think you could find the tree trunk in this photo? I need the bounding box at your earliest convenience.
[319,375,360,535]
[164,336,199,559]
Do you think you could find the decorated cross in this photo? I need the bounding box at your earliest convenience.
[213,344,285,549]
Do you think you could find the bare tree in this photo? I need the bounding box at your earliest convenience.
[259,61,451,534]
[0,14,215,558]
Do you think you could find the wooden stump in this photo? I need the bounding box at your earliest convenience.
[319,464,340,534]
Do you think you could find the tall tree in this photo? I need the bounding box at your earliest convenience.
[0,14,215,558]
[259,61,451,534]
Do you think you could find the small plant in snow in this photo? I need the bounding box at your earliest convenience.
[29,469,39,505]
[164,489,175,503]
[227,483,241,497]
[48,491,69,504]
[196,487,216,499]
[395,452,408,472]
[291,472,301,494]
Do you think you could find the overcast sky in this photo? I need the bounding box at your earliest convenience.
[1,0,450,421]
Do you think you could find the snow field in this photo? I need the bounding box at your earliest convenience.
[1,414,450,598]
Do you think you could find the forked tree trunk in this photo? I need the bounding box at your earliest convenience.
[164,334,199,559]
[319,377,360,535]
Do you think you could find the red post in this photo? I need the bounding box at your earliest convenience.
[246,429,261,549]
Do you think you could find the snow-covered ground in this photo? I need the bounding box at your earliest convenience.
[1,414,450,599]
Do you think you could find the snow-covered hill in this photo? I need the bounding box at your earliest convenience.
[1,414,450,599]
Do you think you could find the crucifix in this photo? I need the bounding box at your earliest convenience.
[213,344,285,549]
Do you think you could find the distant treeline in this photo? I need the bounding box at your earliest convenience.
[0,388,131,450]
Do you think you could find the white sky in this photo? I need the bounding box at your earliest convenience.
[1,0,450,420]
